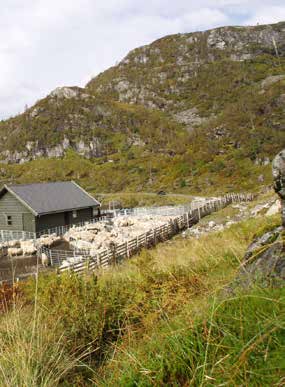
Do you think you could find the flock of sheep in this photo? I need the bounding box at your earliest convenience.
[0,215,174,269]
[0,234,61,259]
[64,215,173,255]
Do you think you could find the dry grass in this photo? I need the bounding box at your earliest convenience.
[0,207,281,386]
[0,308,85,386]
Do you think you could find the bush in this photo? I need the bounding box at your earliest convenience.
[23,273,138,358]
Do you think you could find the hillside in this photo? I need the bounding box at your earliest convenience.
[0,21,285,193]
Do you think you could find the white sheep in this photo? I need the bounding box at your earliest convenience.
[90,248,98,257]
[23,245,37,256]
[7,240,20,248]
[64,230,95,243]
[7,247,23,257]
[38,235,61,248]
[60,256,84,269]
[70,240,93,250]
[20,240,37,256]
[41,253,49,267]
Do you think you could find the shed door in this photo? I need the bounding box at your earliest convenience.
[64,212,70,225]
[22,213,33,232]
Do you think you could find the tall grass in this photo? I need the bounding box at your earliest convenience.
[0,213,282,385]
[98,287,285,386]
[0,307,88,386]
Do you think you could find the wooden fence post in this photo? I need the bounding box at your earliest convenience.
[49,250,53,267]
[126,241,130,258]
[86,258,90,272]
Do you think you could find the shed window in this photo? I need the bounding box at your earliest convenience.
[72,210,77,218]
[7,215,12,226]
[92,207,97,217]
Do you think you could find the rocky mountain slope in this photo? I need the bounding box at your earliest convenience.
[0,21,285,193]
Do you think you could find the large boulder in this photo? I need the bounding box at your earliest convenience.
[233,227,285,289]
[272,149,285,226]
[266,199,281,217]
[273,149,285,197]
[228,150,285,291]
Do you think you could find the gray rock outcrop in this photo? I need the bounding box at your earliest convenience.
[0,137,103,164]
[50,86,89,99]
[238,227,285,287]
[272,149,285,226]
[233,150,285,289]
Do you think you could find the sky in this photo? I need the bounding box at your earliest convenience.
[1,0,285,119]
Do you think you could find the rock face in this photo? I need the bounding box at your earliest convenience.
[0,137,103,164]
[272,149,285,226]
[261,75,285,89]
[239,227,285,287]
[234,150,285,289]
[266,199,281,216]
[173,108,208,133]
[87,21,285,108]
[50,87,80,99]
[0,21,285,165]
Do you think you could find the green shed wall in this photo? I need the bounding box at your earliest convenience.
[0,191,35,232]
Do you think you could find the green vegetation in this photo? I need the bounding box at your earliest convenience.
[96,192,193,209]
[0,212,283,385]
[0,94,187,155]
[0,309,82,386]
[0,148,272,196]
[0,23,285,194]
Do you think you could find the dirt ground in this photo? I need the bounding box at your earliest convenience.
[0,254,40,282]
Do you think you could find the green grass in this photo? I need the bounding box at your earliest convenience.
[0,148,273,196]
[96,192,194,209]
[98,287,285,386]
[0,308,85,386]
[0,213,282,385]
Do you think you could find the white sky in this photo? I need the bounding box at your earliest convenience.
[1,0,285,119]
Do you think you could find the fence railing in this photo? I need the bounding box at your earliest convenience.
[40,192,254,275]
[0,230,36,243]
[110,202,205,217]
[36,216,109,238]
[40,246,92,267]
[0,217,109,244]
[108,193,254,218]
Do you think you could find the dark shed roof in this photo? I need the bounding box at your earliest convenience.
[1,181,100,216]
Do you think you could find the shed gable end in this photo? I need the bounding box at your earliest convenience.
[0,191,35,232]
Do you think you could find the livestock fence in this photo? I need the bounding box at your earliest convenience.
[36,215,109,238]
[0,230,36,243]
[109,199,212,217]
[39,192,254,275]
[0,194,249,244]
[40,247,92,267]
[104,193,254,218]
[0,216,109,244]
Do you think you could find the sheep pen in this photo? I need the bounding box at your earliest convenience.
[0,215,175,280]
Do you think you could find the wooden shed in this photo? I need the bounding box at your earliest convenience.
[0,181,101,234]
